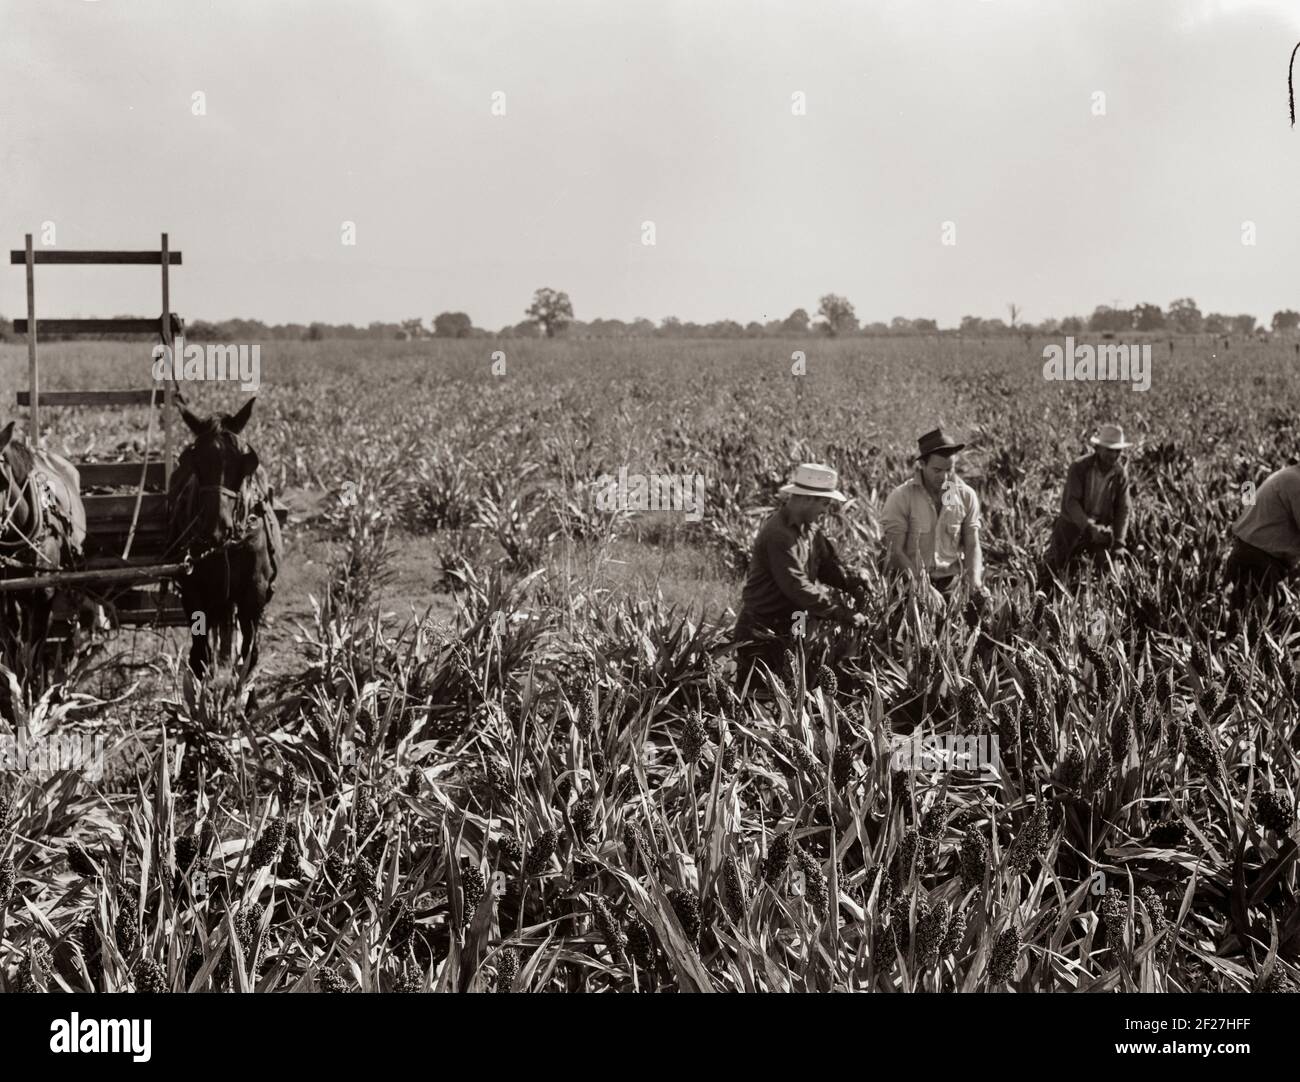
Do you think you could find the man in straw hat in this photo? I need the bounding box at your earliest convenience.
[880,427,985,610]
[732,462,869,695]
[1041,423,1132,583]
[1223,462,1300,609]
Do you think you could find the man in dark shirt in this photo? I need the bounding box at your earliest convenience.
[1041,423,1132,585]
[733,463,867,695]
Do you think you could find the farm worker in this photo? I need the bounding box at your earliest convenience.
[1041,424,1132,582]
[732,463,868,695]
[1223,464,1300,606]
[881,428,985,611]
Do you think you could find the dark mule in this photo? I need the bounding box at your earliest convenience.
[0,421,87,698]
[169,399,281,677]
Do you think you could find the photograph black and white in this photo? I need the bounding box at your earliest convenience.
[1,0,1299,1043]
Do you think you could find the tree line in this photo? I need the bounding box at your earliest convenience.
[3,290,1298,343]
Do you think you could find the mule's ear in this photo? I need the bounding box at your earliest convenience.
[179,407,204,435]
[0,421,13,453]
[225,397,256,434]
[242,447,260,478]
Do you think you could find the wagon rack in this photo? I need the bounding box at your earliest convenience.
[0,233,285,635]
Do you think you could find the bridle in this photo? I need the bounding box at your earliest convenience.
[0,454,58,572]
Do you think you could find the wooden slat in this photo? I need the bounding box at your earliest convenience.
[77,461,167,488]
[12,315,182,335]
[83,493,169,524]
[9,250,182,265]
[16,389,165,408]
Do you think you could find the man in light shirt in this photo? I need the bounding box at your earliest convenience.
[880,428,985,610]
[1224,463,1300,607]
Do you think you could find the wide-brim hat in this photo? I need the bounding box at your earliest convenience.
[1089,423,1132,450]
[778,462,847,502]
[916,427,966,459]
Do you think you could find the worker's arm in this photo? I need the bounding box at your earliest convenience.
[764,531,849,621]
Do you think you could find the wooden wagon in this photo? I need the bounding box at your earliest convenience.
[1,232,285,634]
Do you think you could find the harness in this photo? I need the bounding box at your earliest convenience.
[1,450,83,574]
[169,464,281,584]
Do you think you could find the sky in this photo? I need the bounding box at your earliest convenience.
[3,0,1300,330]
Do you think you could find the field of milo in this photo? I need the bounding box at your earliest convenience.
[1,333,1298,993]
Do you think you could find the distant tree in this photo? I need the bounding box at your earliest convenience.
[629,318,656,337]
[763,319,783,335]
[959,315,983,334]
[1271,309,1300,333]
[1203,313,1227,335]
[1060,315,1084,334]
[511,319,539,338]
[659,316,682,337]
[890,316,913,333]
[402,317,428,339]
[1132,303,1165,331]
[863,321,889,335]
[913,318,939,333]
[1166,298,1203,334]
[1231,314,1257,336]
[434,311,473,338]
[1007,302,1021,329]
[817,295,858,337]
[981,318,1008,334]
[744,321,764,337]
[305,322,328,341]
[525,288,574,338]
[1036,317,1060,335]
[1089,305,1131,333]
[781,308,810,334]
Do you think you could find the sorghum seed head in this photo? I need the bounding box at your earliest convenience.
[0,854,14,907]
[318,970,347,992]
[959,827,989,891]
[832,745,855,792]
[762,831,792,886]
[988,926,1021,984]
[816,664,838,699]
[249,816,287,870]
[917,900,951,966]
[277,762,298,807]
[498,834,522,864]
[495,948,519,992]
[626,917,654,970]
[894,827,920,881]
[351,854,378,901]
[1255,791,1295,836]
[67,841,98,878]
[525,829,560,876]
[1100,887,1128,948]
[462,864,485,914]
[722,855,747,922]
[682,712,709,765]
[389,898,415,950]
[134,958,167,993]
[578,685,598,736]
[486,759,514,802]
[590,895,626,961]
[1006,803,1050,874]
[941,906,968,957]
[1183,724,1224,779]
[277,828,302,879]
[571,799,595,844]
[114,896,140,957]
[794,846,828,917]
[1146,818,1187,848]
[669,887,702,950]
[1059,745,1085,791]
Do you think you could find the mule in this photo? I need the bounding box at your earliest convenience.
[0,421,87,696]
[169,398,281,677]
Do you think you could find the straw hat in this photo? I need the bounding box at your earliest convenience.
[778,463,847,502]
[1089,423,1132,450]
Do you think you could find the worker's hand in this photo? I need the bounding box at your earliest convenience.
[919,582,945,611]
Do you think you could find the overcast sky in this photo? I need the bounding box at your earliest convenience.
[3,0,1300,330]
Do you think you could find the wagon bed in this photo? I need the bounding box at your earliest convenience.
[3,233,286,631]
